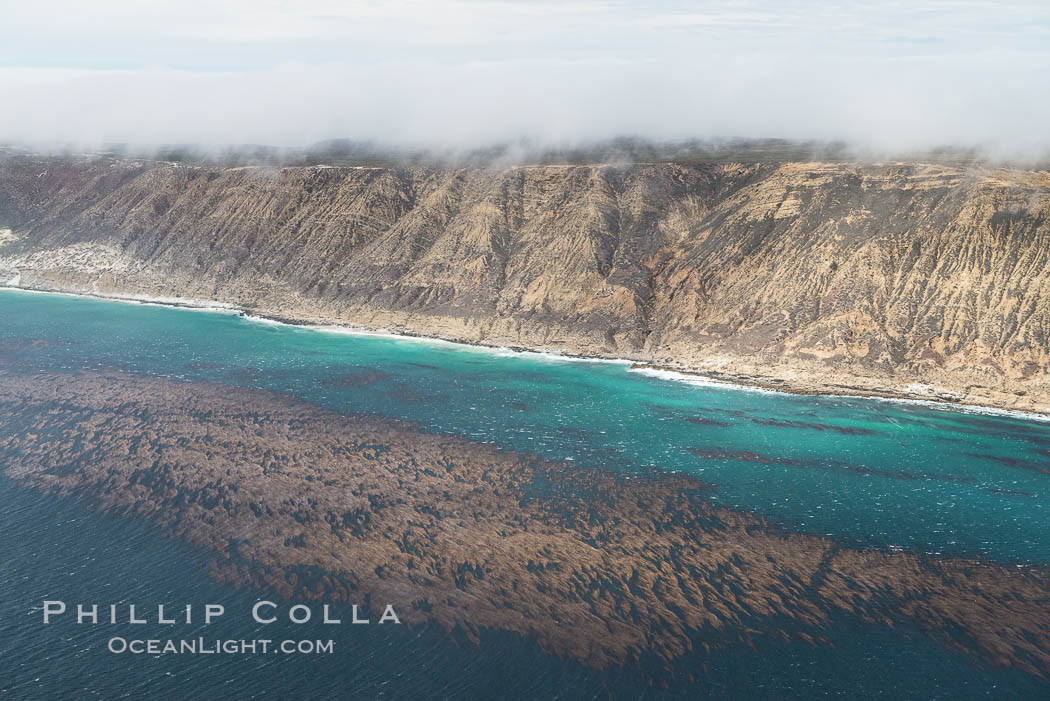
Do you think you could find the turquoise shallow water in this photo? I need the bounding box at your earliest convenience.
[3,289,1049,563]
[2,288,1050,698]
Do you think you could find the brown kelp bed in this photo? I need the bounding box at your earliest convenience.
[1,369,1049,678]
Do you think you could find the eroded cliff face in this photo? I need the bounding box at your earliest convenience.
[1,155,1049,410]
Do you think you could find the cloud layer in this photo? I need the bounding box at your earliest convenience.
[2,1,1049,156]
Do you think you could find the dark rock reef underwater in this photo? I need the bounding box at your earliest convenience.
[1,155,1050,412]
[2,368,1050,682]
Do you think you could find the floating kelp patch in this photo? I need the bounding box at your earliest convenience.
[328,367,390,387]
[3,370,1050,681]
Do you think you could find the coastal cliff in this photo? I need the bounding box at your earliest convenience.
[1,154,1049,411]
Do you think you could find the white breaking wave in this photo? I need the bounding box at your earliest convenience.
[4,285,1049,423]
[627,367,784,396]
[0,285,240,315]
[629,366,1050,424]
[243,313,629,366]
[858,395,1050,424]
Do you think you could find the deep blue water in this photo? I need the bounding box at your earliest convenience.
[2,288,1049,699]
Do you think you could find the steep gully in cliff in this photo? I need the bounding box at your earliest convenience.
[1,156,1049,413]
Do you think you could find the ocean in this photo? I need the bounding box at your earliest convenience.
[1,288,1048,699]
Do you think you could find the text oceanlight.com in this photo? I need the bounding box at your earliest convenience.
[108,638,336,655]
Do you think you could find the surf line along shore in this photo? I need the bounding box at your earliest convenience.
[2,283,1048,422]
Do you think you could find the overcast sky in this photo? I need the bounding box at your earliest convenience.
[1,1,1048,154]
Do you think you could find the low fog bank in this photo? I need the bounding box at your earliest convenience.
[4,2,1049,166]
[1,52,1048,169]
[2,137,1046,172]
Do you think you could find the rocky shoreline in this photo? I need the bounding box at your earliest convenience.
[4,281,1049,422]
[2,157,1049,415]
